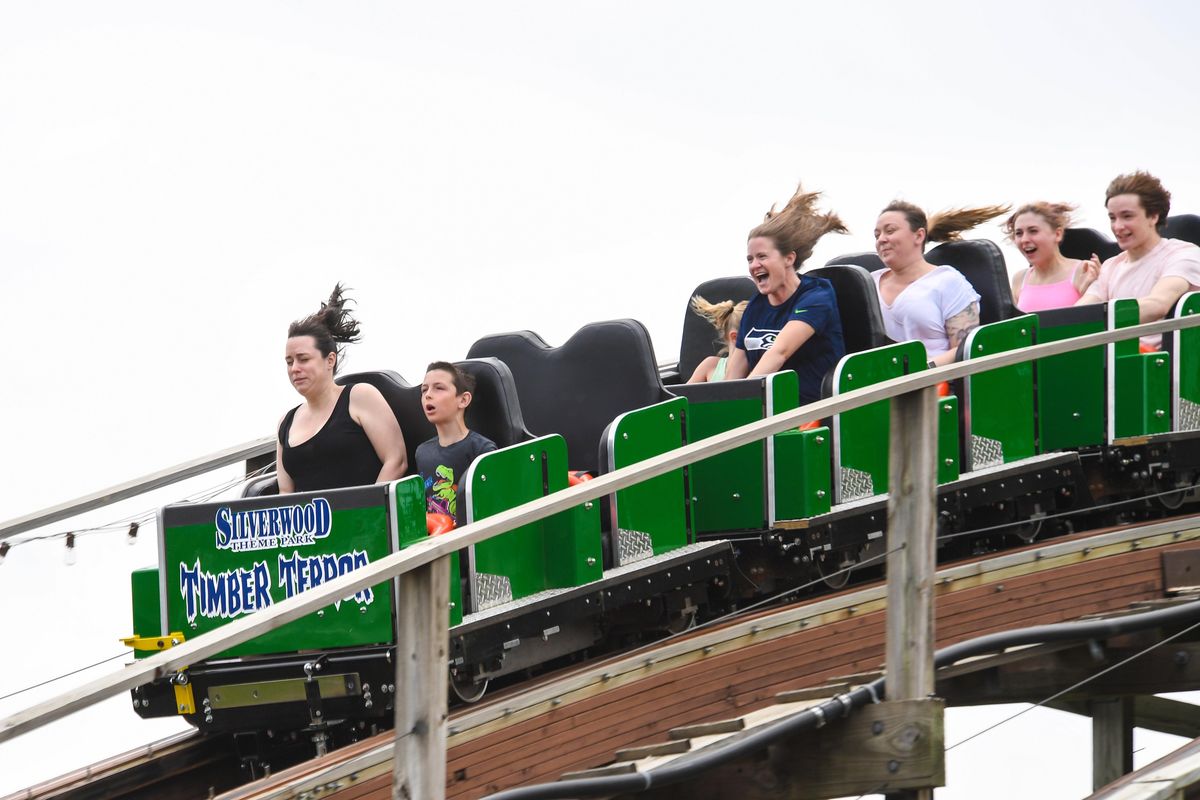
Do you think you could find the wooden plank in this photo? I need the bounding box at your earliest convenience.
[614,739,691,761]
[393,557,451,800]
[1092,697,1134,791]
[668,718,745,739]
[1048,696,1200,740]
[884,387,939,800]
[0,436,275,540]
[776,683,850,704]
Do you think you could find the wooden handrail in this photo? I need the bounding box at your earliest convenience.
[2,313,1199,745]
[0,437,275,542]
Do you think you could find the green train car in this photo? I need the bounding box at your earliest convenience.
[125,221,1200,766]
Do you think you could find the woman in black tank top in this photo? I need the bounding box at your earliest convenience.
[275,285,407,493]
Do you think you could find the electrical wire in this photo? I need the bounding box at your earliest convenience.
[3,461,276,552]
[0,651,130,703]
[945,615,1200,752]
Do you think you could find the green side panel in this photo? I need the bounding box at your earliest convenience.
[394,476,430,548]
[466,437,557,602]
[965,316,1037,467]
[541,445,602,589]
[544,499,602,588]
[391,476,461,626]
[608,397,690,558]
[687,395,765,533]
[768,371,800,415]
[161,483,401,658]
[466,435,601,605]
[1036,319,1106,451]
[1111,298,1170,438]
[1115,352,1172,437]
[131,566,162,660]
[937,395,960,484]
[773,427,831,520]
[1178,293,1200,431]
[834,341,927,501]
[1112,298,1141,358]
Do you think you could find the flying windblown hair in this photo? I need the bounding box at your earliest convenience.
[1002,202,1077,239]
[690,295,748,356]
[882,200,1011,248]
[749,183,849,266]
[287,283,362,374]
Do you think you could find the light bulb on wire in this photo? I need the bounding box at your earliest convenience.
[64,532,77,566]
[0,541,9,566]
[126,522,139,546]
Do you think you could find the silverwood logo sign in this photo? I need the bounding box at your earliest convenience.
[214,498,332,552]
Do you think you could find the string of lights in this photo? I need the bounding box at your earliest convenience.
[0,461,276,566]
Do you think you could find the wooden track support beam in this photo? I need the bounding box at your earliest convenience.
[884,386,940,800]
[392,556,450,800]
[1090,696,1134,791]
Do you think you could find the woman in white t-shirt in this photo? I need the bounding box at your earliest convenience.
[873,201,1009,365]
[1076,171,1200,349]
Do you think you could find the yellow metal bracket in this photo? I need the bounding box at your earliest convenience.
[173,675,196,715]
[120,631,186,652]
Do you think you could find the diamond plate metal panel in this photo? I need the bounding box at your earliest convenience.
[838,466,875,503]
[1180,398,1200,432]
[473,572,514,611]
[616,528,654,566]
[970,435,1005,470]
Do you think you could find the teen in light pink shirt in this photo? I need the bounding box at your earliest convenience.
[1005,202,1099,312]
[1078,171,1200,348]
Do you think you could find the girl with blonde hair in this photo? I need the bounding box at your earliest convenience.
[1004,202,1098,312]
[687,296,749,383]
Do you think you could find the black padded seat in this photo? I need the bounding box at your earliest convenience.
[826,251,885,272]
[1061,227,1119,262]
[805,265,891,353]
[926,239,1017,325]
[340,358,531,473]
[467,320,669,474]
[678,276,757,381]
[828,242,1016,326]
[1165,214,1200,247]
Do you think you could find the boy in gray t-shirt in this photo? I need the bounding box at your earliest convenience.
[415,361,497,524]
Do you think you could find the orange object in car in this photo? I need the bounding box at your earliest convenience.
[426,513,455,536]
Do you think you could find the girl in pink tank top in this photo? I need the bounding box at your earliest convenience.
[1004,202,1100,312]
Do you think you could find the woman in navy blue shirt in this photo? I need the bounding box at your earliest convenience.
[724,184,848,405]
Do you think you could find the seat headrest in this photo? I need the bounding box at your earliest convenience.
[926,239,1017,325]
[337,370,432,477]
[454,358,531,450]
[678,276,756,380]
[467,319,667,473]
[1061,227,1120,262]
[826,251,886,272]
[338,361,530,477]
[805,264,891,353]
[1165,214,1200,248]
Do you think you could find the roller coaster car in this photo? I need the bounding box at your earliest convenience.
[126,229,1200,751]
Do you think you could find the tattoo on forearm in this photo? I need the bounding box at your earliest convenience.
[945,302,980,347]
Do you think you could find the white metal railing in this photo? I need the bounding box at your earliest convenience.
[1,314,1199,797]
[0,437,274,541]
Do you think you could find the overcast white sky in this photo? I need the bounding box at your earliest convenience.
[3,1,1200,796]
